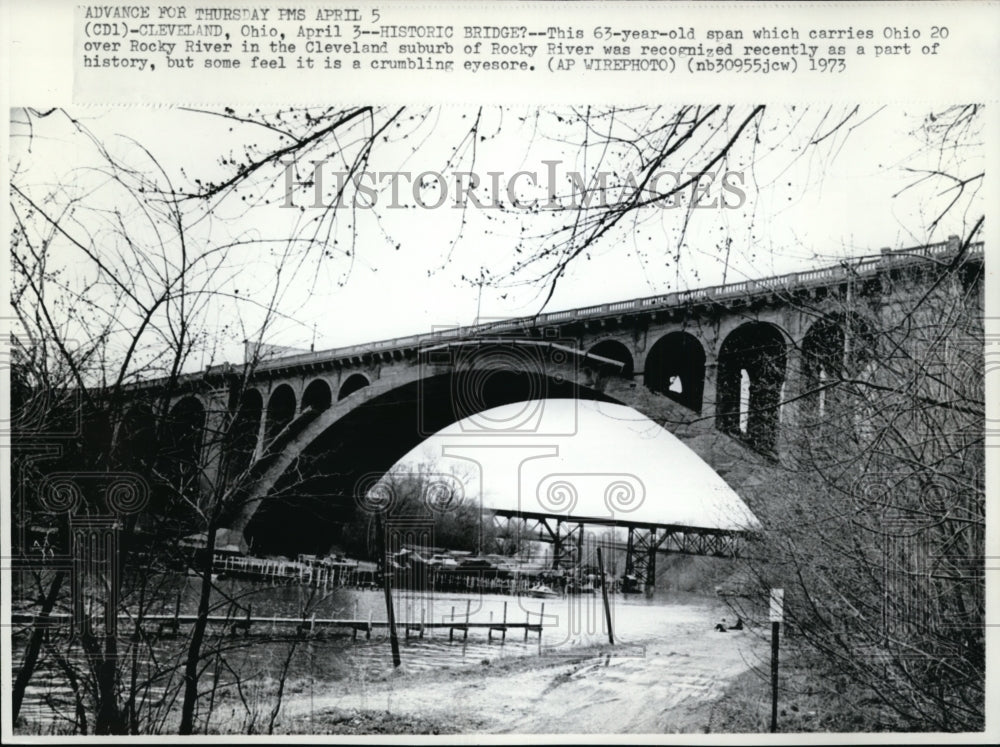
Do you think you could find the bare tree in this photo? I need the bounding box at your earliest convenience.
[9,103,984,733]
[339,456,490,560]
[707,106,985,731]
[724,231,984,729]
[9,108,337,734]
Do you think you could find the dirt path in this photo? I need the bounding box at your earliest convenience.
[280,621,764,734]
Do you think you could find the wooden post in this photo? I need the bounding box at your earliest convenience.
[597,548,614,645]
[502,601,507,644]
[769,588,783,733]
[383,577,400,664]
[464,599,470,641]
[770,621,780,732]
[539,602,545,642]
[419,607,425,639]
[376,514,401,668]
[299,612,315,637]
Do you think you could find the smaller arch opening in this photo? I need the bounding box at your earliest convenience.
[265,385,296,445]
[338,373,370,401]
[302,379,333,412]
[717,322,787,452]
[587,340,635,378]
[227,389,263,479]
[643,332,706,412]
[117,401,157,471]
[158,396,206,505]
[801,314,876,424]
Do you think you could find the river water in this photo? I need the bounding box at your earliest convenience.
[13,574,732,733]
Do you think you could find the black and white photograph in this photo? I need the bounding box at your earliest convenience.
[2,2,995,742]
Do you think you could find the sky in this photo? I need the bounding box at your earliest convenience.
[9,104,984,364]
[8,104,984,519]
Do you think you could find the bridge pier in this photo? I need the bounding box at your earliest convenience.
[553,519,563,569]
[645,530,657,597]
[622,529,668,596]
[624,527,635,580]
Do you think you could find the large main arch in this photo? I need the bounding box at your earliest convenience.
[239,376,614,551]
[228,340,759,553]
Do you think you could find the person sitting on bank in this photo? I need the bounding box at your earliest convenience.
[714,618,728,632]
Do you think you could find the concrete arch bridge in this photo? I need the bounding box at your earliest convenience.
[121,238,982,567]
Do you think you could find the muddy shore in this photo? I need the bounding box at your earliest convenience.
[277,612,765,735]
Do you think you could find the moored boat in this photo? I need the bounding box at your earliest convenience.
[527,584,560,599]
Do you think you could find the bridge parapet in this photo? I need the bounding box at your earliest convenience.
[123,239,982,395]
[242,238,981,375]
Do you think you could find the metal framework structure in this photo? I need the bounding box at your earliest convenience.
[490,509,746,594]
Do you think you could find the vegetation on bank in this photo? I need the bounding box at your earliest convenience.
[707,646,935,733]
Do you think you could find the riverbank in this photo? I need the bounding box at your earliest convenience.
[276,610,765,735]
[706,648,920,733]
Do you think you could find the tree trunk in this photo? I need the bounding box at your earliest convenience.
[178,523,217,734]
[94,654,125,734]
[12,569,66,721]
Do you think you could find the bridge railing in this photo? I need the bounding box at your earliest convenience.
[187,239,984,378]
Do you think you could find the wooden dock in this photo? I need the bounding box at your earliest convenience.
[209,553,559,596]
[10,610,545,643]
